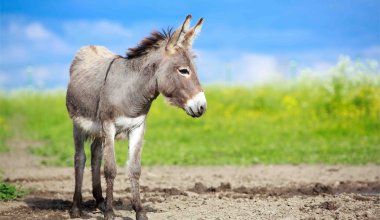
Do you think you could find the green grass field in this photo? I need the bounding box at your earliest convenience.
[0,71,379,166]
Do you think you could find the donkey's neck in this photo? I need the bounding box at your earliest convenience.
[127,50,163,73]
[99,52,163,120]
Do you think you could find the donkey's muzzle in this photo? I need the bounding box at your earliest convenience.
[185,92,207,118]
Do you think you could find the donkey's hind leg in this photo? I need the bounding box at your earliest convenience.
[91,137,105,211]
[70,124,86,218]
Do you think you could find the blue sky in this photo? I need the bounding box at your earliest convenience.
[1,0,379,89]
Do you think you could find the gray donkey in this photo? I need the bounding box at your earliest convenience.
[66,15,206,220]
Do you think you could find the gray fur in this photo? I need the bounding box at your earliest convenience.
[66,15,206,220]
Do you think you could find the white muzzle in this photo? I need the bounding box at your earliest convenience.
[184,92,207,117]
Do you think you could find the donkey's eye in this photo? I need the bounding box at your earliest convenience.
[178,68,190,75]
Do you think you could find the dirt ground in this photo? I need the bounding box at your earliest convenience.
[0,139,379,220]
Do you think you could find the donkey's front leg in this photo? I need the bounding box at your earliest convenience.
[102,122,117,220]
[127,121,148,220]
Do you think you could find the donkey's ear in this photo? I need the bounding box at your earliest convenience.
[166,15,192,54]
[183,18,204,48]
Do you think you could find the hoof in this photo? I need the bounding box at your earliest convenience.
[136,211,148,220]
[96,198,106,211]
[70,205,82,218]
[104,209,115,220]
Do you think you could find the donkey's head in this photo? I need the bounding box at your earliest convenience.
[156,15,206,118]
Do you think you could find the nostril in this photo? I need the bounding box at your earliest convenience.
[199,104,206,114]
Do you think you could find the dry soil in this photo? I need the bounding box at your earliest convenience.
[0,139,379,220]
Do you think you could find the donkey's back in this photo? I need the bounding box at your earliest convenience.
[66,46,119,120]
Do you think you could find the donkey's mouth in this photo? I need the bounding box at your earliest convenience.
[184,92,207,118]
[185,106,204,117]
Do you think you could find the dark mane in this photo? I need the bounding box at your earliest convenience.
[126,28,174,59]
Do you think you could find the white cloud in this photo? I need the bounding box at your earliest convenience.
[0,63,69,89]
[24,23,72,54]
[63,20,132,42]
[61,20,144,56]
[0,21,73,65]
[25,23,53,40]
[195,49,283,84]
[300,61,335,76]
[0,18,147,89]
[232,54,282,84]
[360,46,380,58]
[1,15,379,89]
[195,49,229,83]
[65,20,131,36]
[30,63,69,87]
[195,48,380,85]
[0,71,8,87]
[0,46,30,64]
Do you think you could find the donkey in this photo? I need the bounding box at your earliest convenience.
[66,15,206,220]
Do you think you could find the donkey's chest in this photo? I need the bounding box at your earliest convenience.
[73,115,146,137]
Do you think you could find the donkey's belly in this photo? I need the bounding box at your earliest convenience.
[73,115,146,138]
[73,117,102,135]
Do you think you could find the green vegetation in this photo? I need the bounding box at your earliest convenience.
[0,61,379,166]
[0,95,11,152]
[0,181,26,201]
